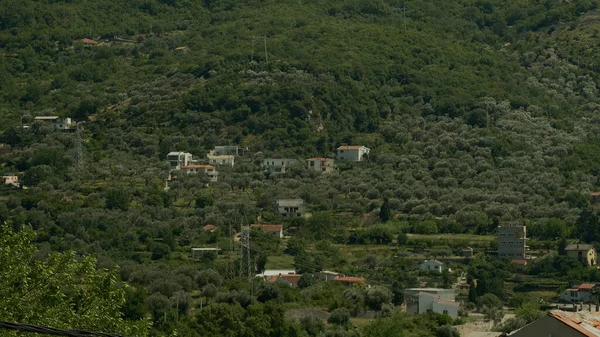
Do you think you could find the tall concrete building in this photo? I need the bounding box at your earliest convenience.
[498,224,527,260]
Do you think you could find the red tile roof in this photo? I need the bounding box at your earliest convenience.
[307,158,334,161]
[80,38,98,45]
[591,192,600,197]
[512,259,528,265]
[337,145,365,150]
[333,276,366,283]
[203,224,217,231]
[578,283,596,290]
[268,274,302,286]
[252,224,283,232]
[181,165,215,169]
[547,310,600,337]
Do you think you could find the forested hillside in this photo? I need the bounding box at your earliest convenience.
[3,0,600,336]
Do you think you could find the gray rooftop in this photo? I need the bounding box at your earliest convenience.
[276,199,304,206]
[565,244,595,251]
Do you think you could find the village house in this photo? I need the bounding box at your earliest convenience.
[314,270,345,281]
[34,116,74,130]
[207,154,235,167]
[403,288,459,319]
[560,284,597,303]
[306,158,335,173]
[167,152,193,169]
[507,310,600,337]
[251,224,284,238]
[256,269,296,277]
[212,145,246,156]
[180,165,218,182]
[590,192,600,204]
[1,175,19,187]
[263,158,298,175]
[512,259,528,272]
[336,145,370,162]
[266,274,302,287]
[79,38,98,45]
[498,224,528,259]
[275,199,305,217]
[419,260,446,273]
[565,244,596,266]
[333,276,367,287]
[463,247,474,257]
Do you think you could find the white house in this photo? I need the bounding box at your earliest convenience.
[263,158,298,175]
[275,199,305,217]
[34,116,73,130]
[336,145,370,162]
[167,152,193,169]
[251,224,284,238]
[1,175,19,187]
[207,154,235,167]
[403,288,458,319]
[560,284,596,303]
[307,158,335,173]
[419,260,446,273]
[314,271,345,281]
[180,165,218,182]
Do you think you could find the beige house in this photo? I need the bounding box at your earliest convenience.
[207,154,235,167]
[336,145,370,162]
[1,175,19,187]
[263,158,298,175]
[507,310,600,336]
[34,116,73,130]
[307,158,335,173]
[565,244,596,266]
[180,165,218,182]
[498,225,527,259]
[275,199,305,217]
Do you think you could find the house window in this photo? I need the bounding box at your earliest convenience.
[340,150,344,153]
[310,161,314,167]
[443,310,448,315]
[571,291,578,297]
[578,252,583,259]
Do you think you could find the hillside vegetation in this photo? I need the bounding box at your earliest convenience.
[3,0,600,336]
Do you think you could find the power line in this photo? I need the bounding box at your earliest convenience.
[0,321,130,337]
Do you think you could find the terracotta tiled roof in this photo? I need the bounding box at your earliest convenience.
[252,224,283,232]
[337,145,366,150]
[80,38,98,45]
[578,283,596,290]
[333,276,366,283]
[181,165,215,169]
[591,192,600,197]
[512,259,528,265]
[307,158,334,161]
[268,274,302,286]
[547,310,600,337]
[203,224,217,231]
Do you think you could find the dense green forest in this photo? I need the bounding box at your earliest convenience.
[3,0,600,336]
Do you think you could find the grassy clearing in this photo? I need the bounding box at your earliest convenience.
[407,233,495,242]
[265,255,295,269]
